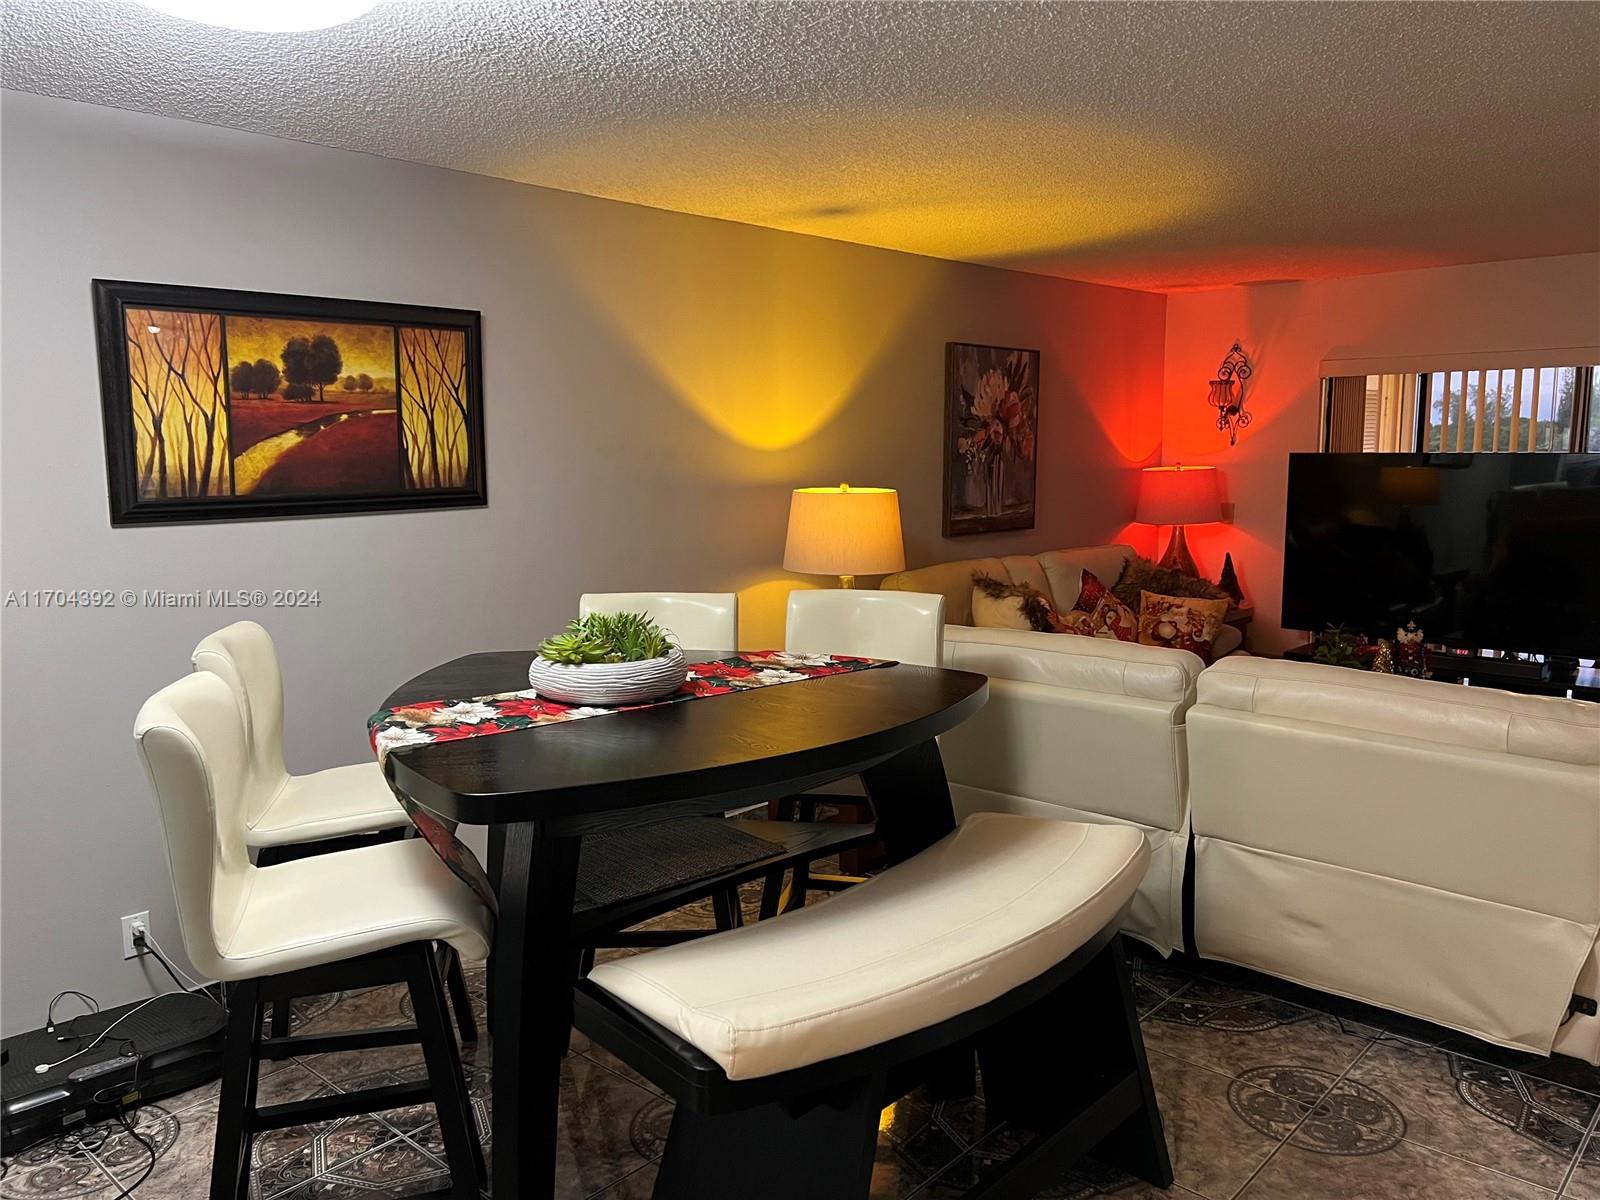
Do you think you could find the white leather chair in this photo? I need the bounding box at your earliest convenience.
[135,673,490,1200]
[191,621,475,1043]
[785,589,945,667]
[764,590,947,912]
[580,592,738,651]
[191,622,410,853]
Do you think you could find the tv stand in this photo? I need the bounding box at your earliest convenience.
[1282,643,1599,702]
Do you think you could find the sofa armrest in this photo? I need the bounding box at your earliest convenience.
[942,626,1202,705]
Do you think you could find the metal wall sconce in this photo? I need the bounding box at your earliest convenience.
[1208,343,1253,445]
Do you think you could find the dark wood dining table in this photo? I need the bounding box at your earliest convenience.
[378,649,988,1200]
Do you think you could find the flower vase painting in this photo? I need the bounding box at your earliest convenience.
[943,342,1040,535]
[93,280,485,525]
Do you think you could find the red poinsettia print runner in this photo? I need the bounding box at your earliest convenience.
[368,652,891,760]
[369,652,894,914]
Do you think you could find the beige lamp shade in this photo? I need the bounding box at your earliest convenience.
[784,484,906,582]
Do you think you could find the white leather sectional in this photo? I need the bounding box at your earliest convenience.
[884,545,1600,1064]
[1190,657,1600,1063]
[885,544,1228,955]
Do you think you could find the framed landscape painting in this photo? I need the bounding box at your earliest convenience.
[943,341,1039,535]
[93,280,486,525]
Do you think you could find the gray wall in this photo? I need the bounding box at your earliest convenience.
[0,89,1166,1032]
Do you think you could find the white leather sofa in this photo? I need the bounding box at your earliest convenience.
[883,544,1231,954]
[1188,657,1600,1063]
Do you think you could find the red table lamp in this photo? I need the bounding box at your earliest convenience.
[1136,464,1222,577]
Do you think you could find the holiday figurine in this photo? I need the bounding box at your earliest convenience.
[1394,621,1428,678]
[1370,639,1395,674]
[1217,553,1244,605]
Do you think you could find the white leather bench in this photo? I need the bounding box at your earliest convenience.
[577,812,1171,1200]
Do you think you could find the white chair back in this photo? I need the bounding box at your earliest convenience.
[134,672,257,981]
[579,592,739,651]
[785,590,945,667]
[192,621,292,829]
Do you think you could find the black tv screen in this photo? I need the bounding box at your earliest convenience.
[1282,453,1600,659]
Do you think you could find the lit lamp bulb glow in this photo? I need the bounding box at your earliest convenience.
[135,1,378,32]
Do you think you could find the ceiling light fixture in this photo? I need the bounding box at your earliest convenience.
[135,0,378,32]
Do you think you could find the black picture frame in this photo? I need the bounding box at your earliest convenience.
[942,341,1040,536]
[93,279,487,526]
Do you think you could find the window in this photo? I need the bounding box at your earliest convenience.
[1323,364,1598,453]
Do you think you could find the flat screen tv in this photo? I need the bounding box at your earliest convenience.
[1282,453,1600,660]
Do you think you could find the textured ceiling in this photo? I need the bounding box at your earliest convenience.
[4,0,1598,291]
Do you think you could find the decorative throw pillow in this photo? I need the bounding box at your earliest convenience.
[1137,590,1231,662]
[1068,569,1139,642]
[971,573,1062,633]
[1113,555,1231,613]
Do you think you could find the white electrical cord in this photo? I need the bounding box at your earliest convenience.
[32,992,179,1075]
[34,924,222,1074]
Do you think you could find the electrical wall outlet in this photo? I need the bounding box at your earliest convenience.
[121,911,150,960]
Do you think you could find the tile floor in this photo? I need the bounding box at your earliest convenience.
[6,897,1599,1199]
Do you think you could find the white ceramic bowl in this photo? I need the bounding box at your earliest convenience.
[526,648,688,706]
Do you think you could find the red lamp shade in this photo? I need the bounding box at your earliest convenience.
[1136,465,1222,526]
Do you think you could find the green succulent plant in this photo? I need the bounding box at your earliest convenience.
[537,611,679,665]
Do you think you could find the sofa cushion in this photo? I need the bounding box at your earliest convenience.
[1113,555,1231,612]
[1138,591,1231,663]
[971,575,1060,633]
[1069,570,1139,642]
[1198,657,1599,766]
[587,813,1149,1080]
[1038,545,1136,611]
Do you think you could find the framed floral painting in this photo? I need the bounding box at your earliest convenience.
[943,342,1039,535]
[93,279,485,525]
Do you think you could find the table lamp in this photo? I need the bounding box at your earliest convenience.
[783,483,905,588]
[1136,464,1222,577]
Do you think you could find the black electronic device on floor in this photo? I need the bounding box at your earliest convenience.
[1,992,224,1153]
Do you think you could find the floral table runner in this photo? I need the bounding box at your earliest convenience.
[369,652,894,911]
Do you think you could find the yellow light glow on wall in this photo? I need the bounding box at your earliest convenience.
[526,111,1224,266]
[542,216,934,451]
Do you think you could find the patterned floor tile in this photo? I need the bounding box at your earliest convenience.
[872,1091,997,1196]
[271,1135,451,1198]
[466,1051,667,1199]
[1558,1129,1600,1199]
[290,985,427,1082]
[593,1159,658,1198]
[1238,1138,1558,1199]
[1340,1039,1590,1191]
[0,1137,122,1199]
[1143,1049,1290,1199]
[911,1128,1190,1199]
[1140,977,1375,1103]
[1129,954,1196,1017]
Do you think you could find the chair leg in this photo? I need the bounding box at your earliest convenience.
[781,861,810,914]
[711,886,744,931]
[270,996,292,1042]
[404,945,485,1199]
[653,1071,885,1200]
[757,867,784,921]
[441,945,478,1044]
[210,976,263,1200]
